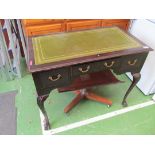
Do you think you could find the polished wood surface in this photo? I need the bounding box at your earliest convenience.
[64,89,112,113]
[122,72,141,107]
[66,20,101,31]
[29,26,152,130]
[59,70,118,113]
[64,91,85,113]
[25,23,65,37]
[58,70,121,92]
[22,19,130,37]
[37,95,50,130]
[23,19,65,26]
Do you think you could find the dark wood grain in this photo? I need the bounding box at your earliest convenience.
[122,73,141,107]
[37,95,51,130]
[29,26,153,130]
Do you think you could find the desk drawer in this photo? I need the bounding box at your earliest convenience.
[72,62,100,77]
[101,19,130,31]
[72,58,121,77]
[119,53,148,73]
[66,20,101,32]
[25,23,65,37]
[22,19,65,26]
[99,58,120,70]
[35,67,70,89]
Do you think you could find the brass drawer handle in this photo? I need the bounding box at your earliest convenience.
[104,61,115,68]
[78,65,90,73]
[48,74,61,81]
[128,59,137,66]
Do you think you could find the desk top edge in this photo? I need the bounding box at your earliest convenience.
[27,26,153,72]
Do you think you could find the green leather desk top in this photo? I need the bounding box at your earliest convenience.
[32,27,142,65]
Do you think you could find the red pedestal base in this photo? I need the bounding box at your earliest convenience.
[58,70,121,113]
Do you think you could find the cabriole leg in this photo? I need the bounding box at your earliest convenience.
[37,95,50,130]
[122,72,141,107]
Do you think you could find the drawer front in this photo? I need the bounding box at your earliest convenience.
[25,23,65,37]
[66,20,101,32]
[105,22,128,31]
[98,58,121,70]
[119,53,148,73]
[22,19,65,26]
[35,67,70,89]
[66,19,89,22]
[72,57,121,77]
[72,62,101,77]
[101,19,130,31]
[22,19,130,36]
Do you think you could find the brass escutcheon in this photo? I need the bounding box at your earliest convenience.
[78,65,90,73]
[48,74,61,81]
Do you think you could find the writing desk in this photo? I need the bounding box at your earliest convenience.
[27,27,152,130]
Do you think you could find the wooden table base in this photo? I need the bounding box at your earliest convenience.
[64,88,112,113]
[58,70,120,113]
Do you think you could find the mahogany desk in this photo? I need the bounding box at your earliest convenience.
[27,27,152,130]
